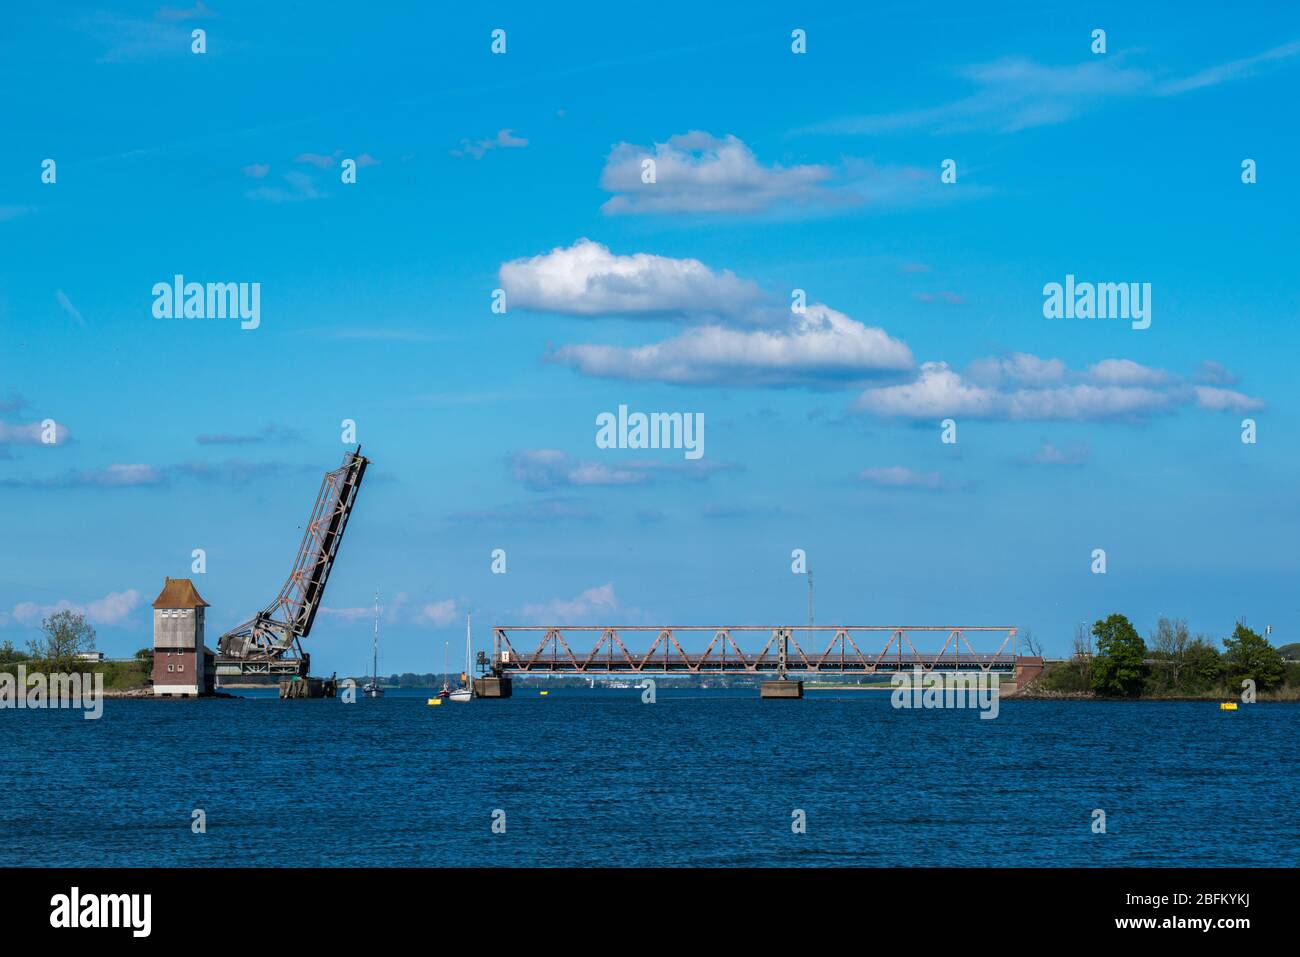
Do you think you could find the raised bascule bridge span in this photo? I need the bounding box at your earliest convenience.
[481,625,1044,699]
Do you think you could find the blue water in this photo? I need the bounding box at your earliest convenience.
[2,689,1295,867]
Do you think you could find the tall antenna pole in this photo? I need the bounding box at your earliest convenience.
[807,565,814,629]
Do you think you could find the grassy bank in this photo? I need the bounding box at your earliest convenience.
[0,658,151,690]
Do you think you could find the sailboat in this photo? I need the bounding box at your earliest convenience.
[437,641,451,699]
[450,613,474,702]
[362,590,384,697]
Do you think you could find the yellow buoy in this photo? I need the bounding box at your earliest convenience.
[539,690,549,696]
[427,698,443,706]
[1220,701,1238,711]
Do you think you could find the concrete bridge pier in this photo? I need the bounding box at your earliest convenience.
[474,675,512,698]
[760,679,803,699]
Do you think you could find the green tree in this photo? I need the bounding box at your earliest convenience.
[0,639,29,664]
[1181,637,1224,693]
[27,610,96,670]
[1222,623,1285,691]
[1089,613,1147,697]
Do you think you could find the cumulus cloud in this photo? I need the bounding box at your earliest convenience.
[600,132,945,215]
[1085,358,1170,386]
[966,353,1066,387]
[601,132,838,214]
[503,240,913,387]
[854,355,1260,422]
[521,583,618,623]
[241,162,271,179]
[500,238,771,323]
[551,304,914,387]
[414,599,458,627]
[10,589,141,627]
[1193,386,1263,413]
[0,419,70,446]
[1195,360,1238,386]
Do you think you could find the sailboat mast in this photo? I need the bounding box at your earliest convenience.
[372,589,380,683]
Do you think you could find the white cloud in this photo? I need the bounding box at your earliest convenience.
[600,132,946,215]
[1032,442,1090,466]
[601,132,838,215]
[1085,358,1169,386]
[246,170,321,203]
[1194,386,1264,413]
[500,238,770,323]
[451,128,529,159]
[10,589,141,627]
[414,599,458,627]
[1195,360,1238,386]
[855,362,1002,418]
[73,463,164,486]
[510,449,734,490]
[854,356,1253,422]
[521,583,618,622]
[551,304,913,387]
[0,420,70,446]
[860,466,944,490]
[967,352,1066,387]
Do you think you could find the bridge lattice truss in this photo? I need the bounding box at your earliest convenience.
[216,448,368,673]
[492,626,1020,676]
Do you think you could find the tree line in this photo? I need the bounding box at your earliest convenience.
[1040,614,1294,698]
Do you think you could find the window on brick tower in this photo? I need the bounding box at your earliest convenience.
[178,663,184,672]
[167,664,174,672]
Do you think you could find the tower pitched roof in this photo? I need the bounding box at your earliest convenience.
[151,577,210,609]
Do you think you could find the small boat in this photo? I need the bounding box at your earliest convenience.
[363,589,384,698]
[449,614,474,702]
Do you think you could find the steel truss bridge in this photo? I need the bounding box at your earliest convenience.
[215,448,369,679]
[490,625,1029,678]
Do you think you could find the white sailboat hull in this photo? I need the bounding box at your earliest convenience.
[449,688,472,702]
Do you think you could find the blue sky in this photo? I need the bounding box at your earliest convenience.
[2,1,1297,672]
